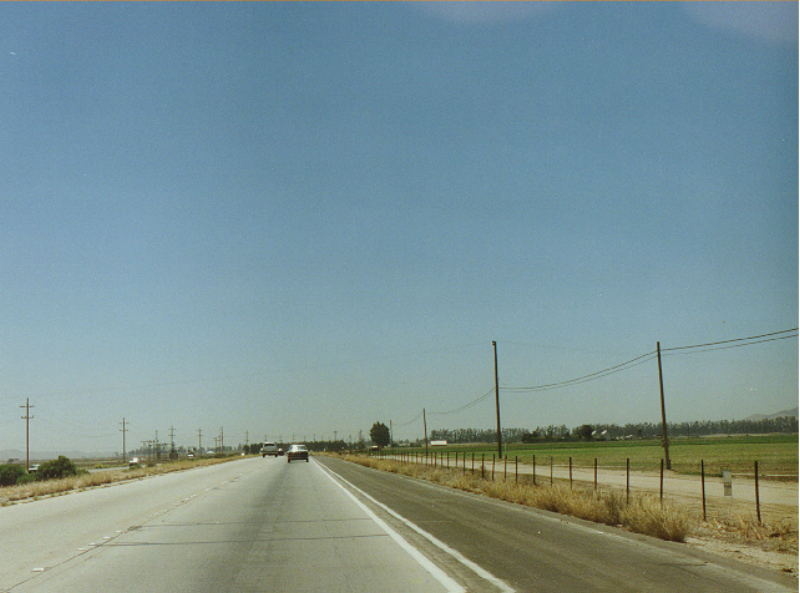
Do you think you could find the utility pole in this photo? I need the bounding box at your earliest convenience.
[389,420,393,446]
[422,408,429,455]
[493,340,502,458]
[169,426,176,459]
[120,418,129,461]
[20,398,34,471]
[197,428,203,453]
[656,341,672,470]
[219,427,224,453]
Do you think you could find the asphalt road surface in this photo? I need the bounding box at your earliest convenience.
[0,456,794,593]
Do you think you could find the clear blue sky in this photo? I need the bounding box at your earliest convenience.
[1,3,796,454]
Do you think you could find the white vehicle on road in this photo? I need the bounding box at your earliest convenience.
[260,442,280,457]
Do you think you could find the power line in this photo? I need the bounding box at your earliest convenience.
[499,328,797,395]
[429,388,495,416]
[661,328,798,352]
[502,351,656,393]
[663,334,798,357]
[393,411,423,428]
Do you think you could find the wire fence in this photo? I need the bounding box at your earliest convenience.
[367,449,798,525]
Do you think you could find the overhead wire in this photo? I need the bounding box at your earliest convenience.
[499,328,797,395]
[661,328,798,352]
[502,351,656,393]
[662,334,798,357]
[429,387,495,416]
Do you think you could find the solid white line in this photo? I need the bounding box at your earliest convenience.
[315,459,516,593]
[313,460,464,593]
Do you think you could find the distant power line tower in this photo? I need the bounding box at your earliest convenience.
[120,417,129,461]
[169,425,177,459]
[20,398,34,471]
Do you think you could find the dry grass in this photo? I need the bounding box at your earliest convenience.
[0,457,240,504]
[341,454,708,543]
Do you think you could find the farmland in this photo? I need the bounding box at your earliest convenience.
[387,434,798,479]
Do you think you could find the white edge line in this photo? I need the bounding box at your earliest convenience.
[314,459,516,593]
[313,460,464,593]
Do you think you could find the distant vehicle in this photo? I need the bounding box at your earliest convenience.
[128,457,140,468]
[260,442,280,457]
[28,463,40,472]
[286,444,309,463]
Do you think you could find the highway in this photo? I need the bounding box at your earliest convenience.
[0,456,794,593]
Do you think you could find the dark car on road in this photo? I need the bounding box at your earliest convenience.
[286,444,309,463]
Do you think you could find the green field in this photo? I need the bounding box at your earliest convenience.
[386,434,798,478]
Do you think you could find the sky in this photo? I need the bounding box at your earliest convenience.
[1,2,797,455]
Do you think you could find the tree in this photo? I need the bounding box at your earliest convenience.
[575,424,594,441]
[369,422,391,448]
[37,456,78,481]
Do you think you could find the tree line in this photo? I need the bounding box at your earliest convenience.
[428,416,797,444]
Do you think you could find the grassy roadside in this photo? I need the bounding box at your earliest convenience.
[336,453,797,572]
[0,456,248,505]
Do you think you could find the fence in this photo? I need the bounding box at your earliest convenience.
[367,449,798,525]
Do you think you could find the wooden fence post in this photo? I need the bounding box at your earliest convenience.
[754,460,761,525]
[701,460,707,521]
[626,458,630,504]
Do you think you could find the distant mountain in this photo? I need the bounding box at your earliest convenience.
[745,407,798,421]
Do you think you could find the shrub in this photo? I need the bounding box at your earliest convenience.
[0,464,26,486]
[36,456,78,481]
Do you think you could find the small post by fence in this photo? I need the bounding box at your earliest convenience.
[701,460,707,521]
[626,458,630,504]
[491,454,496,481]
[593,458,598,492]
[472,452,475,474]
[550,456,554,485]
[504,455,508,482]
[481,454,485,479]
[754,460,761,525]
[659,459,664,507]
[532,454,537,486]
[569,456,573,490]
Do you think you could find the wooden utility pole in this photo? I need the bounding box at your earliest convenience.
[656,341,672,470]
[20,398,34,471]
[493,341,502,458]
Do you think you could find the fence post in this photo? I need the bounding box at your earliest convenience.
[569,456,573,490]
[754,460,761,525]
[491,454,496,481]
[550,456,554,485]
[626,458,630,504]
[515,456,518,483]
[481,453,485,479]
[532,454,537,486]
[701,460,707,521]
[472,452,475,474]
[504,455,508,482]
[660,459,664,507]
[594,458,598,492]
